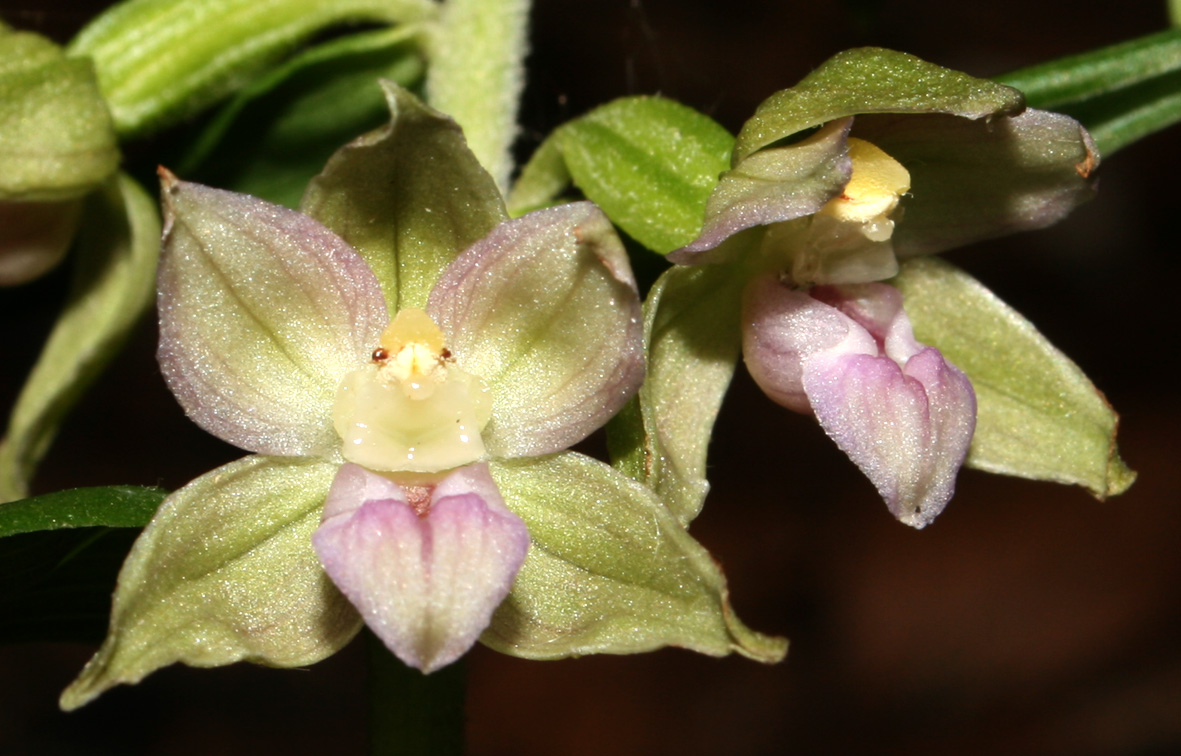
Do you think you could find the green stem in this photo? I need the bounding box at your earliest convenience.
[425,0,531,190]
[367,631,467,756]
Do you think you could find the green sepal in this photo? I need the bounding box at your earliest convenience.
[607,263,745,525]
[735,47,1024,162]
[0,28,118,200]
[892,257,1135,498]
[60,455,360,711]
[179,25,425,209]
[0,174,160,502]
[67,0,434,138]
[301,81,507,313]
[485,452,786,664]
[0,485,164,537]
[539,96,735,254]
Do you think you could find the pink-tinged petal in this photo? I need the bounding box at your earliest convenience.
[741,274,876,414]
[803,344,975,528]
[157,174,388,457]
[313,463,529,672]
[428,202,644,459]
[670,118,853,264]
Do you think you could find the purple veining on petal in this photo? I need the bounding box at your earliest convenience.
[157,175,388,458]
[428,202,644,459]
[313,463,529,673]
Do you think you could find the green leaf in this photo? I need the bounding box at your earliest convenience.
[607,263,745,525]
[60,455,360,711]
[0,174,160,502]
[735,47,1024,162]
[553,96,734,254]
[0,28,118,200]
[301,81,507,313]
[178,25,425,209]
[892,257,1135,498]
[485,452,786,664]
[67,0,434,138]
[0,485,164,537]
[997,28,1181,110]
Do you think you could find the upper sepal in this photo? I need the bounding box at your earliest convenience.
[734,47,1025,162]
[301,80,507,313]
[157,172,388,458]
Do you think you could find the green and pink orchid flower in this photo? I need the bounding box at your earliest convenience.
[61,83,785,710]
[516,47,1130,530]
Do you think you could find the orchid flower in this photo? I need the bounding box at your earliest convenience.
[61,83,785,710]
[658,49,1102,527]
[658,49,1099,527]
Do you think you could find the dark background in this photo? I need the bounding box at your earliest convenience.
[2,0,1180,754]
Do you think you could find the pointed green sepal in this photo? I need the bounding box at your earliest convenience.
[60,455,360,710]
[1,174,160,501]
[301,81,507,312]
[0,27,117,200]
[607,263,746,524]
[735,47,1025,162]
[484,453,787,664]
[67,0,434,138]
[892,257,1135,498]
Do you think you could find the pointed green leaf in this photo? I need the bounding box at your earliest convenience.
[736,47,1024,162]
[608,263,745,525]
[60,455,359,711]
[554,96,734,253]
[0,485,165,537]
[893,257,1135,498]
[301,81,507,312]
[0,28,117,200]
[0,174,159,502]
[179,25,424,209]
[485,453,786,664]
[68,0,434,138]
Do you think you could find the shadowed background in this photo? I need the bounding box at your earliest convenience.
[2,0,1179,753]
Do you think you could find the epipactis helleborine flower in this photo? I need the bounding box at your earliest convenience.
[160,178,642,672]
[61,84,788,711]
[668,48,1098,526]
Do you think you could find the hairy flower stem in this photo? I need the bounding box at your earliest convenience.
[425,0,530,190]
